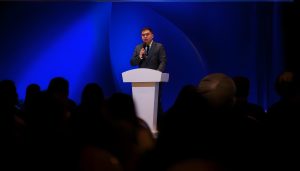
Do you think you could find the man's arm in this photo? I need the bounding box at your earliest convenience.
[130,46,143,66]
[157,45,167,72]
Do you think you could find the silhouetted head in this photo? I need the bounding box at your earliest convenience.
[162,84,211,134]
[198,73,236,109]
[47,77,69,99]
[107,93,138,125]
[172,84,207,113]
[81,83,104,106]
[0,80,18,108]
[25,83,40,100]
[275,72,300,98]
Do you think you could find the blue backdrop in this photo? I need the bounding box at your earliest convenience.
[0,1,286,111]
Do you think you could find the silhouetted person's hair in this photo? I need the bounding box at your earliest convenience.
[47,77,69,97]
[22,83,41,120]
[233,76,265,123]
[275,73,299,98]
[25,84,40,99]
[0,80,18,107]
[0,80,18,134]
[169,84,208,115]
[81,83,104,107]
[107,93,138,126]
[24,84,40,105]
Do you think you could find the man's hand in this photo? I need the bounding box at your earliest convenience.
[139,48,145,59]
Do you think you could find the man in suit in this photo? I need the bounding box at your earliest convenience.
[130,27,167,131]
[130,27,167,72]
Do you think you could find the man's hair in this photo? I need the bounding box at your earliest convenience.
[141,27,153,34]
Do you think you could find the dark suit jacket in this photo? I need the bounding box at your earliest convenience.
[130,41,167,72]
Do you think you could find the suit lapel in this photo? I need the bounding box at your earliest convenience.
[147,41,156,60]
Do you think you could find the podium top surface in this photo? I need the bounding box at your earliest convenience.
[122,68,169,82]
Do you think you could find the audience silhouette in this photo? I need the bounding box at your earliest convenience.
[0,71,299,171]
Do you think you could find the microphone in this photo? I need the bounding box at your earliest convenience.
[143,43,148,57]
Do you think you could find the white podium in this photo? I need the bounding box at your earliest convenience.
[122,68,169,134]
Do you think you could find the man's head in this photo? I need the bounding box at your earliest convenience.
[275,72,299,98]
[141,27,154,45]
[197,73,236,109]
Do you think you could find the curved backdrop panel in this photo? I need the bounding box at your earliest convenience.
[109,3,207,110]
[0,2,283,111]
[109,2,283,110]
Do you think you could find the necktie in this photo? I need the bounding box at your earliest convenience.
[145,45,150,56]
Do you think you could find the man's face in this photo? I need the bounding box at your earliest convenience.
[141,29,153,45]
